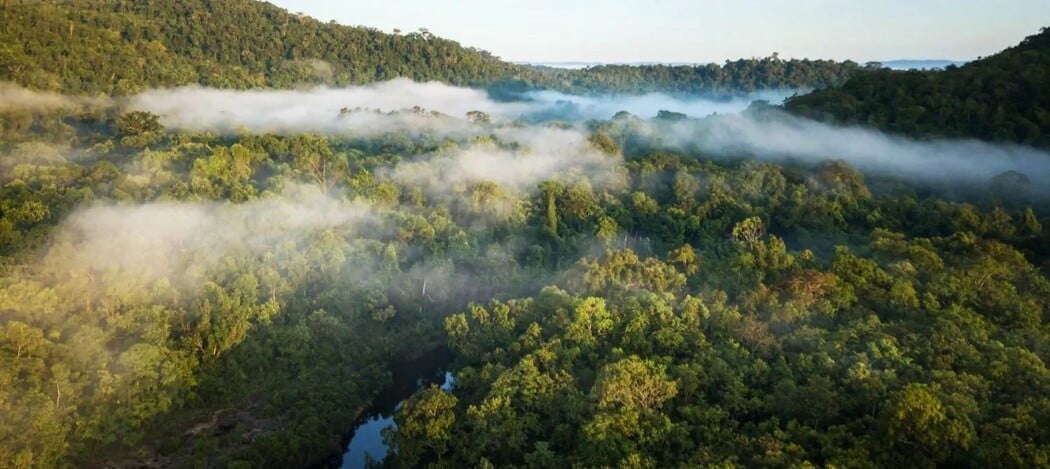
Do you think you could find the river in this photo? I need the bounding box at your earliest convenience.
[335,348,454,469]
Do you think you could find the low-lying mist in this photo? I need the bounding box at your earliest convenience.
[522,88,798,120]
[4,76,1048,466]
[9,79,1050,294]
[650,111,1050,192]
[127,79,522,136]
[0,82,111,112]
[382,126,621,198]
[126,80,797,135]
[124,79,1050,195]
[39,185,376,292]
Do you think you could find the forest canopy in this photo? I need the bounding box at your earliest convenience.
[0,0,861,96]
[0,2,1048,468]
[785,27,1050,148]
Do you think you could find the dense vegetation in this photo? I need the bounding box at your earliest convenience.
[2,95,1048,467]
[375,113,1050,468]
[1,0,860,96]
[389,165,1050,468]
[528,57,862,95]
[0,101,567,466]
[1,0,521,93]
[1,3,1048,468]
[786,28,1050,148]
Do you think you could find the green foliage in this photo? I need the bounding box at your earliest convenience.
[0,1,862,97]
[534,56,862,94]
[387,386,458,466]
[786,27,1050,148]
[0,11,1048,469]
[375,128,1050,468]
[0,0,522,94]
[396,217,1049,467]
[1,105,1048,467]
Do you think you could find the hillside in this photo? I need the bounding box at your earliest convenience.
[785,27,1050,148]
[0,0,864,96]
[0,0,526,94]
[537,57,862,94]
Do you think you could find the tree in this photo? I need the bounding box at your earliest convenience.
[1021,208,1042,236]
[882,383,974,464]
[539,181,562,236]
[116,111,163,147]
[588,131,621,155]
[591,356,677,412]
[466,110,491,124]
[732,216,766,245]
[288,135,348,190]
[390,386,458,466]
[667,245,700,275]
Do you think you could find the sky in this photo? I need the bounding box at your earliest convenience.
[266,0,1048,63]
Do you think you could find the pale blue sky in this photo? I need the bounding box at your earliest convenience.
[267,1,1048,63]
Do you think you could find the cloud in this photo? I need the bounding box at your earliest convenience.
[0,82,111,112]
[380,125,622,197]
[127,79,529,136]
[123,79,631,204]
[521,89,798,120]
[40,185,377,291]
[648,110,1050,191]
[29,75,1043,198]
[125,80,798,137]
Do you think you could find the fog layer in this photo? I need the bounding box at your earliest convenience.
[124,79,1050,193]
[657,111,1050,189]
[523,88,797,120]
[127,80,796,134]
[0,82,111,112]
[43,185,375,291]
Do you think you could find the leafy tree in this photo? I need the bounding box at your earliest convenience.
[388,386,458,467]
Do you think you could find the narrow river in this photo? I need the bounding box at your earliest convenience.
[335,349,454,469]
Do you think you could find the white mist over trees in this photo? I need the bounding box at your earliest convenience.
[122,80,1050,193]
[1,22,1049,469]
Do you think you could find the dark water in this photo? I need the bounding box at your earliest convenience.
[335,349,454,469]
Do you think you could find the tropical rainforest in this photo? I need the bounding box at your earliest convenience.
[0,0,861,95]
[785,27,1050,148]
[0,1,1048,469]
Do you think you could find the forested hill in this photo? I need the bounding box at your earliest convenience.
[1,0,864,96]
[530,58,862,94]
[0,0,525,94]
[785,27,1050,148]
